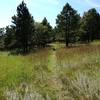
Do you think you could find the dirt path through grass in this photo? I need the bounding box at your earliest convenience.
[48,49,57,72]
[48,42,64,72]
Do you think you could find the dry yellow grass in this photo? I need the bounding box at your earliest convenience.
[0,42,100,100]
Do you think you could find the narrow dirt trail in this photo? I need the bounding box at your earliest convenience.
[48,49,57,72]
[48,43,63,72]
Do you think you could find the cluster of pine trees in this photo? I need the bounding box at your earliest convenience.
[56,3,100,46]
[0,1,100,54]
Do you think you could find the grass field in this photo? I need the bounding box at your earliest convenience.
[0,42,100,100]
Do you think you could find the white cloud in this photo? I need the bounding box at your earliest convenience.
[24,0,31,4]
[16,0,31,5]
[46,0,59,5]
[85,0,100,7]
[25,0,59,6]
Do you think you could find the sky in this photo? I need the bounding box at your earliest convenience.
[0,0,100,28]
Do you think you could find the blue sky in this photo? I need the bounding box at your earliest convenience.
[0,0,100,27]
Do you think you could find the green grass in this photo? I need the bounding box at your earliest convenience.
[0,42,100,100]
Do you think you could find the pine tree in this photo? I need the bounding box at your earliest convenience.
[13,1,35,54]
[41,17,52,44]
[4,26,15,49]
[56,3,80,46]
[80,8,100,43]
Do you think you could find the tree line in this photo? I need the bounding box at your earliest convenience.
[0,1,100,54]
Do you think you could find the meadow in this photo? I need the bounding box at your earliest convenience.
[0,42,100,100]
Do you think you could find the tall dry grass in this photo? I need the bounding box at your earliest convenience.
[0,43,100,100]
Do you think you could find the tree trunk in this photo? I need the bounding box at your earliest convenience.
[65,35,69,47]
[65,26,69,47]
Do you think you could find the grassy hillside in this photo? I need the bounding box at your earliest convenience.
[0,42,100,100]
